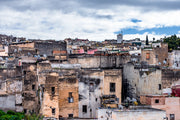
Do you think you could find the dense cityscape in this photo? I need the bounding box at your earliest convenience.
[0,33,180,120]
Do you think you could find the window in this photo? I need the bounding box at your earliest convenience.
[146,53,150,60]
[68,114,73,118]
[52,108,55,115]
[24,109,27,114]
[68,92,74,103]
[110,83,116,92]
[159,84,161,90]
[89,83,94,92]
[51,87,55,95]
[32,85,35,91]
[170,114,175,120]
[82,105,87,113]
[155,99,159,103]
[156,55,158,58]
[23,71,26,75]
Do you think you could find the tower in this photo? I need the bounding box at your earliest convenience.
[146,35,149,45]
[117,33,123,43]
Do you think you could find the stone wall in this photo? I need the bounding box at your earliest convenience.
[34,41,66,56]
[69,55,130,69]
[162,69,180,89]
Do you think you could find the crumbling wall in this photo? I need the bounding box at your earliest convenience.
[59,70,79,118]
[141,43,168,66]
[123,63,162,101]
[69,55,130,69]
[162,69,180,88]
[41,72,59,119]
[34,41,66,56]
[0,67,23,112]
[79,69,103,118]
[0,95,16,111]
[22,63,39,114]
[103,69,122,105]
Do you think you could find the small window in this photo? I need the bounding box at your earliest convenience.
[68,114,73,118]
[170,114,175,120]
[95,98,97,101]
[82,105,87,113]
[110,83,116,92]
[146,53,150,60]
[24,109,27,114]
[32,85,35,91]
[68,92,74,103]
[0,84,1,89]
[156,55,158,58]
[155,99,159,103]
[51,87,55,95]
[89,83,94,92]
[52,108,55,115]
[23,71,26,75]
[159,84,161,90]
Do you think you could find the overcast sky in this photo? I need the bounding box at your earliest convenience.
[0,0,180,41]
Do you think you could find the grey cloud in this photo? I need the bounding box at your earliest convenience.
[1,0,180,12]
[77,0,180,11]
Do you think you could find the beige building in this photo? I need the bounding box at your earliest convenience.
[140,95,180,120]
[39,68,79,119]
[141,43,168,66]
[103,69,122,105]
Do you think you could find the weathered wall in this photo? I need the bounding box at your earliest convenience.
[123,63,162,101]
[0,67,23,112]
[41,73,59,119]
[168,50,180,69]
[0,95,16,111]
[69,55,130,69]
[141,43,168,66]
[34,41,66,56]
[162,69,180,89]
[98,108,166,120]
[79,69,103,118]
[141,49,157,65]
[141,96,180,120]
[11,42,35,48]
[103,69,122,105]
[59,70,79,118]
[22,63,39,114]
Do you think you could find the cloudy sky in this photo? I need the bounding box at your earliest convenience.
[0,0,180,41]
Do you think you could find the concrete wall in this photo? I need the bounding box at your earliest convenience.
[141,96,180,120]
[11,42,35,48]
[162,69,180,89]
[79,70,103,118]
[168,50,180,69]
[0,95,16,111]
[98,108,166,120]
[123,63,162,100]
[69,55,130,69]
[0,67,23,112]
[34,41,66,56]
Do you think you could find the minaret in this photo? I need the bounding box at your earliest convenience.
[146,35,149,45]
